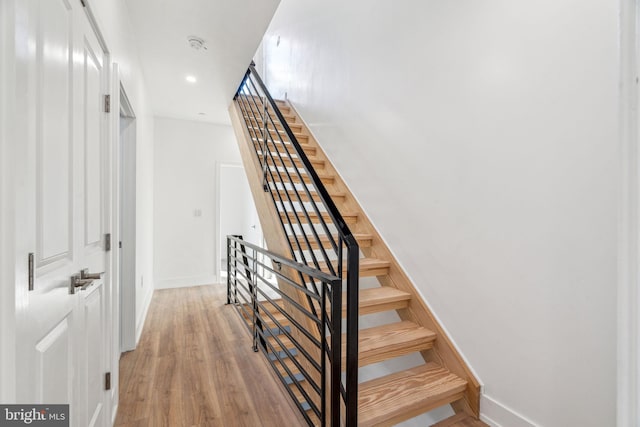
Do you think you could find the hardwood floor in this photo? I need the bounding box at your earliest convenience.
[114,284,308,427]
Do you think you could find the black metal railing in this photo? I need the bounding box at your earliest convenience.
[232,64,359,425]
[227,236,342,426]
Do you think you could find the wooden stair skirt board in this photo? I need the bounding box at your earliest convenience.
[229,95,482,426]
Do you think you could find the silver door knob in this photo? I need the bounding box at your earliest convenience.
[69,274,94,294]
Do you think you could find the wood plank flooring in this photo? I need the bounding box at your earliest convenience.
[114,285,308,427]
[431,413,490,427]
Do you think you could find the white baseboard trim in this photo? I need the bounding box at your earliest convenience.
[135,288,153,345]
[155,275,219,290]
[111,403,118,426]
[480,394,539,427]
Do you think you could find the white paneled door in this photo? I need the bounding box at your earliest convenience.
[14,0,113,426]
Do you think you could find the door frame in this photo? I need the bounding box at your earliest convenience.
[82,3,115,426]
[619,0,640,425]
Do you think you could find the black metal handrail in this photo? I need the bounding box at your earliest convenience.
[233,64,359,425]
[227,236,342,426]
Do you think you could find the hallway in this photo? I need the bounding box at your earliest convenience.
[114,285,306,427]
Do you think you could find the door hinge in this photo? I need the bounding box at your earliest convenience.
[105,372,111,391]
[119,241,122,249]
[105,233,111,252]
[28,252,34,291]
[104,94,111,113]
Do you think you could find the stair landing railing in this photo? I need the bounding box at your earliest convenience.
[232,63,359,426]
[227,235,343,426]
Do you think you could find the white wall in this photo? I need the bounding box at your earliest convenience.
[263,1,620,426]
[89,0,156,337]
[0,0,17,402]
[154,117,241,289]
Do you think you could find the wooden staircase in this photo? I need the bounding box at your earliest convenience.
[230,97,486,426]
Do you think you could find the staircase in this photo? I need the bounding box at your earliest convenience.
[228,65,487,426]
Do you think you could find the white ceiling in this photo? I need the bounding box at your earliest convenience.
[125,0,280,124]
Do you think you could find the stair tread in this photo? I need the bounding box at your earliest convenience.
[241,114,296,125]
[349,287,411,314]
[269,169,335,185]
[280,210,358,225]
[349,321,436,367]
[276,156,325,169]
[248,126,309,142]
[243,111,295,119]
[358,363,468,427]
[253,138,314,150]
[431,413,490,427]
[276,188,346,202]
[317,258,390,277]
[256,150,320,161]
[289,233,373,249]
[262,287,410,319]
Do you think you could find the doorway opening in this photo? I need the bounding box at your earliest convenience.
[217,163,265,282]
[119,85,136,353]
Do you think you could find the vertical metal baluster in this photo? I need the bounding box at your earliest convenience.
[320,279,327,427]
[345,238,359,425]
[252,247,259,352]
[233,240,238,304]
[330,278,342,426]
[261,91,269,191]
[226,237,231,304]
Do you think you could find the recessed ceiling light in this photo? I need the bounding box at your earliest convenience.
[186,75,197,83]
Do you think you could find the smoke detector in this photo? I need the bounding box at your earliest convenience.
[187,36,206,51]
